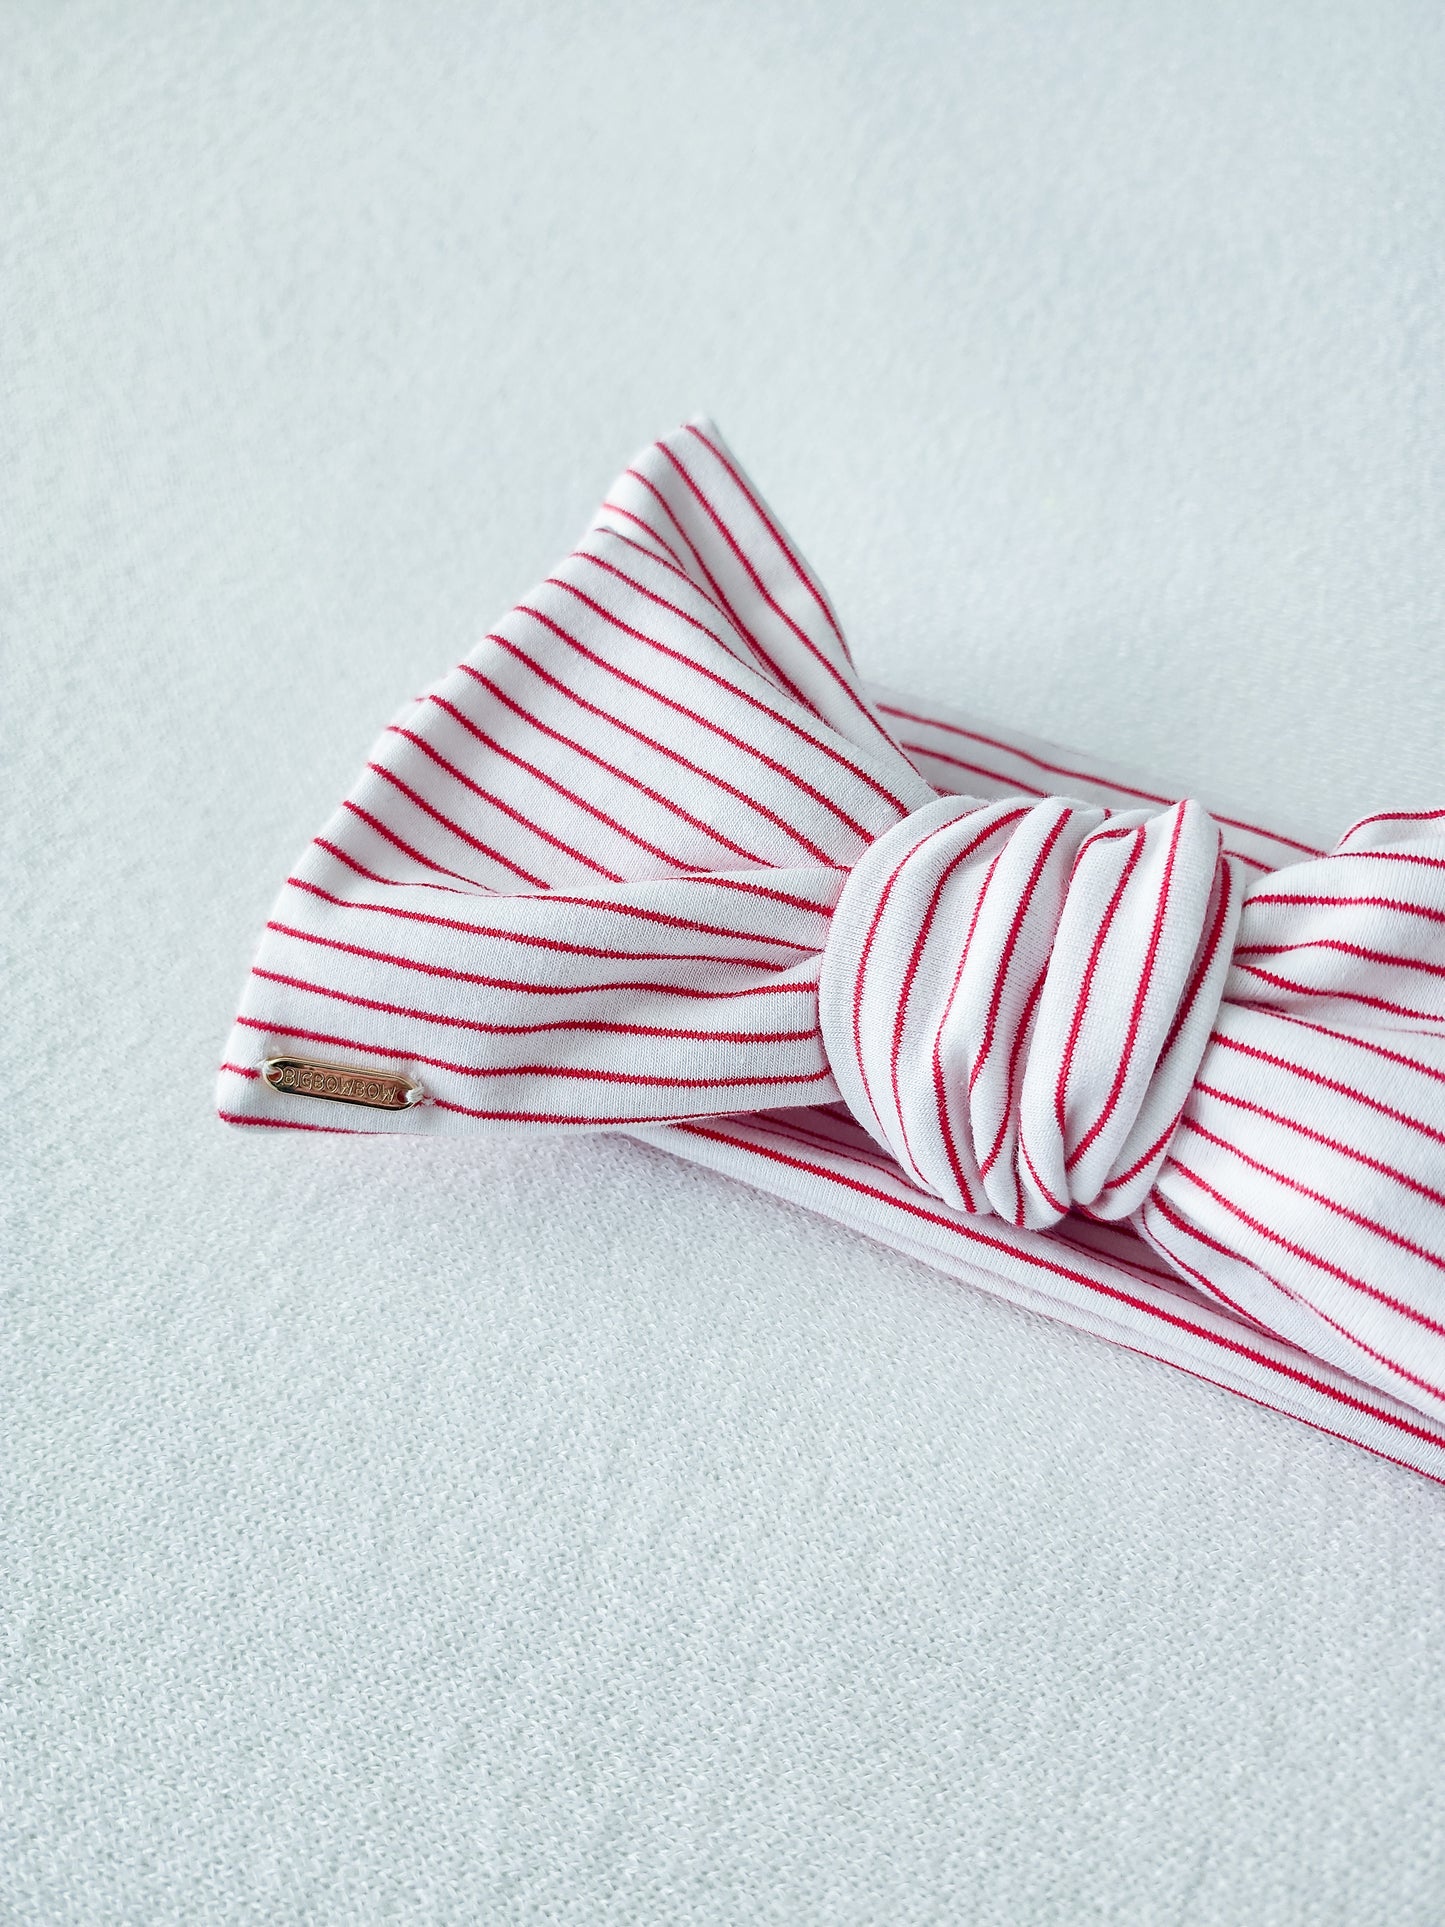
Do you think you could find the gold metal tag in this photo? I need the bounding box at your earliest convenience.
[260,1056,425,1111]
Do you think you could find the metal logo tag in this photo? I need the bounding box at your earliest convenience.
[260,1056,425,1111]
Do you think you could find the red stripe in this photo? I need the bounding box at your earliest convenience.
[368,762,552,889]
[901,741,1051,800]
[883,811,1028,1187]
[929,846,1009,1208]
[1220,847,1274,874]
[1235,937,1445,979]
[257,931,815,1001]
[597,518,727,605]
[571,545,765,673]
[283,880,794,972]
[1106,1338,1445,1482]
[1208,1029,1445,1145]
[591,522,767,679]
[597,499,688,572]
[315,837,481,897]
[686,422,852,653]
[1153,851,1234,1068]
[540,888,820,949]
[685,872,840,918]
[1193,1079,1445,1212]
[1341,809,1445,835]
[584,531,760,676]
[1140,1192,1291,1334]
[969,806,1076,1097]
[1016,1120,1066,1221]
[848,815,953,1138]
[1248,1007,1445,1089]
[984,967,1050,1196]
[1096,851,1237,1199]
[1054,1226,1195,1293]
[1231,960,1445,1025]
[218,1110,361,1135]
[1069,808,1194,1172]
[1328,847,1445,870]
[342,800,488,889]
[244,981,818,1041]
[543,575,891,840]
[219,1062,259,1079]
[1054,825,1147,1158]
[1097,1103,1191,1202]
[287,874,814,957]
[1245,890,1445,926]
[878,704,1324,856]
[434,1099,738,1125]
[749,1112,916,1180]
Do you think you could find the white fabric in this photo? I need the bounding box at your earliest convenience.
[10,4,1445,1923]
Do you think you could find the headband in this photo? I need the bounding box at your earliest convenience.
[219,418,1445,1483]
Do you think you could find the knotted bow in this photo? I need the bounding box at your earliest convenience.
[221,417,1445,1445]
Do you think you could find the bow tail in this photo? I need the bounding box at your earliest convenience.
[1141,813,1445,1422]
[219,420,932,1133]
[223,855,845,1131]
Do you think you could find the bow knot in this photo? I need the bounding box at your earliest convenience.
[820,794,1242,1228]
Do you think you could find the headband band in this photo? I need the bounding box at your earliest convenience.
[219,418,1445,1483]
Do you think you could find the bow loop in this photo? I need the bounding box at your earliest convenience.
[1144,814,1445,1416]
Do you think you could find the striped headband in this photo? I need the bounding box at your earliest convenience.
[220,417,1445,1483]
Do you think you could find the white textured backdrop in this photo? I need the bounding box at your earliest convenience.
[6,3,1445,1921]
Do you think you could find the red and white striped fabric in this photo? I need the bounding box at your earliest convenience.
[219,417,1445,1483]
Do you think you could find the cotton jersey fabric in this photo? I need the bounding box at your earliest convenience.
[219,418,1445,1483]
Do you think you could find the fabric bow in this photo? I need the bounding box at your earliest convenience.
[221,418,1445,1453]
